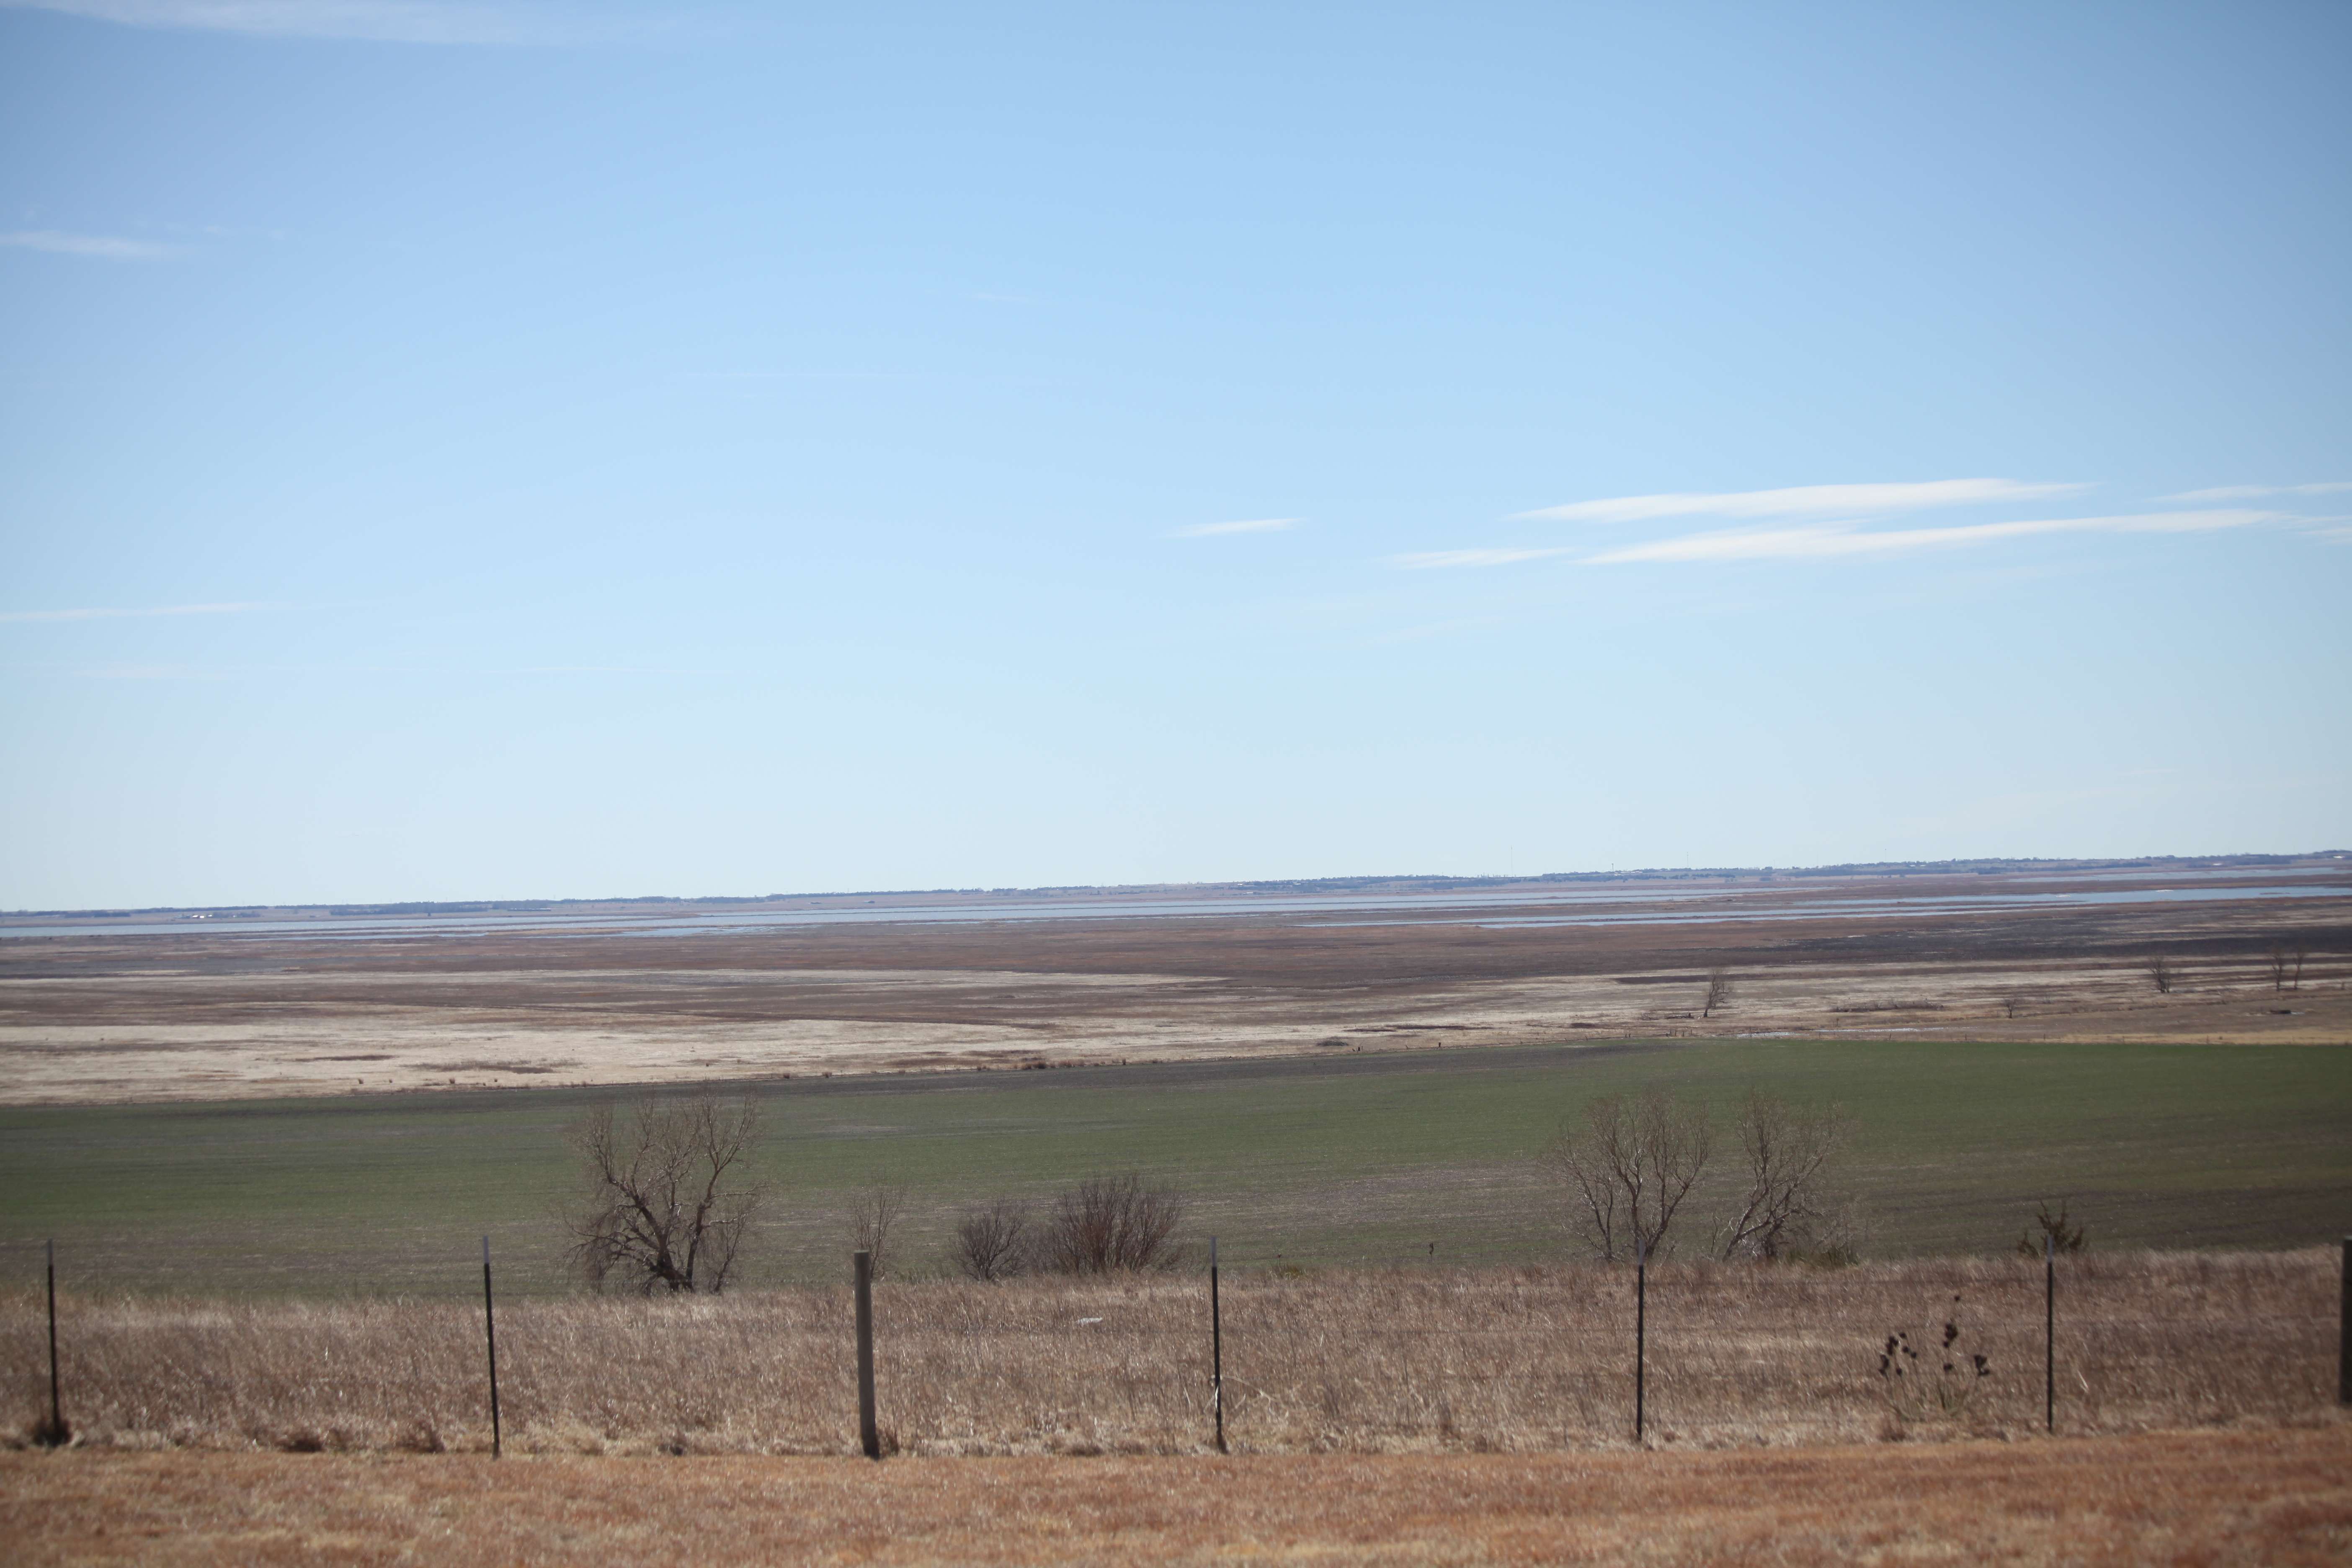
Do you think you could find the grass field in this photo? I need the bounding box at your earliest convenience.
[2,1039,2348,1295]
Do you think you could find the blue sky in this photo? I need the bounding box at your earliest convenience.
[2,1,2347,908]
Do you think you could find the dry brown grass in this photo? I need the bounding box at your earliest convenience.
[5,1251,2337,1458]
[4,1430,2350,1565]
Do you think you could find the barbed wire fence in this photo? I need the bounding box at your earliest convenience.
[11,1235,2348,1457]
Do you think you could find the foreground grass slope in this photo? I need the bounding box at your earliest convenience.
[2,1039,2348,1294]
[5,1429,2349,1568]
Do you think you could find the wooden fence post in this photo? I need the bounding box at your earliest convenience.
[855,1250,880,1459]
[1210,1236,1226,1454]
[482,1236,502,1460]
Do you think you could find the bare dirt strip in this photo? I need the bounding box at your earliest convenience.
[3,1426,2348,1565]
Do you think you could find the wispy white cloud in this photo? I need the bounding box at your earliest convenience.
[1583,510,2276,565]
[2164,481,2352,503]
[1389,546,1575,570]
[0,602,263,623]
[0,230,175,260]
[1389,511,2279,570]
[0,0,629,44]
[76,663,227,680]
[1512,478,2086,526]
[1170,517,1299,538]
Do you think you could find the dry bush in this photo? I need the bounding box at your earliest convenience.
[842,1184,911,1282]
[1037,1174,1186,1274]
[2017,1199,2088,1258]
[1,1251,2336,1458]
[954,1198,1032,1282]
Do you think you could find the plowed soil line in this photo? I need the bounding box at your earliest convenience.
[5,1426,2348,1565]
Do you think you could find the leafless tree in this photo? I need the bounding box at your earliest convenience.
[841,1182,911,1280]
[2146,954,2177,994]
[1038,1173,1186,1273]
[954,1197,1032,1282]
[564,1092,765,1294]
[1720,1090,1851,1261]
[2001,995,2027,1019]
[2267,944,2306,993]
[1701,970,1734,1019]
[1538,1089,1712,1262]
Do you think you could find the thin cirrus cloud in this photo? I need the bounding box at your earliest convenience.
[1390,511,2279,570]
[0,0,634,44]
[1510,478,2087,525]
[0,230,175,260]
[1169,517,1299,538]
[2163,481,2352,503]
[1584,510,2277,565]
[0,602,263,623]
[1391,546,1578,570]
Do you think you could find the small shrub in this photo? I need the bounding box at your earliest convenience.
[2017,1199,2087,1258]
[954,1197,1032,1282]
[1039,1173,1186,1274]
[842,1183,910,1281]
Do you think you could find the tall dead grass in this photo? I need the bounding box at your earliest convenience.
[2,1251,2337,1457]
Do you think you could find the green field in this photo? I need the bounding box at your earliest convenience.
[2,1039,2347,1297]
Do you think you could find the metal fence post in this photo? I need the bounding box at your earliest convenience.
[482,1236,502,1460]
[855,1249,880,1459]
[1210,1236,1226,1454]
[2044,1230,2055,1435]
[2339,1235,2349,1407]
[1634,1234,1647,1444]
[42,1240,65,1447]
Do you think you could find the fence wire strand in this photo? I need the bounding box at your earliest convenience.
[4,1248,2342,1457]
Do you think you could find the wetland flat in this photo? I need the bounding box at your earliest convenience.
[3,860,2345,1106]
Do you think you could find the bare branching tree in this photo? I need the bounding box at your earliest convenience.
[1038,1173,1186,1273]
[2146,954,2177,994]
[1538,1089,1712,1262]
[842,1182,911,1281]
[565,1092,765,1294]
[2267,944,2307,993]
[954,1197,1032,1282]
[1720,1089,1851,1261]
[1701,970,1734,1019]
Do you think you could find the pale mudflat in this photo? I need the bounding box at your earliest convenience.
[3,865,2346,1104]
